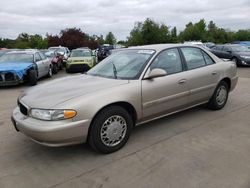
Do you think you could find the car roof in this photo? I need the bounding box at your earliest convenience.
[128,43,205,52]
[6,50,36,55]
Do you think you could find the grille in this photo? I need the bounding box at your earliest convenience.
[18,101,28,116]
[5,73,15,81]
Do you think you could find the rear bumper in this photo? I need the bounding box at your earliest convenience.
[66,63,91,73]
[11,107,91,147]
[230,76,238,92]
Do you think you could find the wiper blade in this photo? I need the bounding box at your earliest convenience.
[112,63,117,79]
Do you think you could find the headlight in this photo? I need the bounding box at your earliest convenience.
[30,109,76,121]
[240,55,250,59]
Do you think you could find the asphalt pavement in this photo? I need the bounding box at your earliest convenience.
[0,68,250,188]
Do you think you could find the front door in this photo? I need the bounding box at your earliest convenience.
[142,48,189,120]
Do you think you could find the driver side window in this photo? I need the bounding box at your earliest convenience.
[150,48,183,75]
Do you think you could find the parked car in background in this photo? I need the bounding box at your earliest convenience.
[204,42,215,49]
[97,44,114,61]
[0,50,52,86]
[210,44,250,66]
[184,41,207,49]
[48,46,70,66]
[66,48,97,73]
[41,50,63,74]
[12,44,237,153]
[231,41,250,49]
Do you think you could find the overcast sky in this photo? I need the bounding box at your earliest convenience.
[0,0,250,40]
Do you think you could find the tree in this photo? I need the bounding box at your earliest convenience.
[179,19,206,42]
[127,18,171,46]
[105,32,116,45]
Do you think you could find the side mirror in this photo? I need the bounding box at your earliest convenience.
[144,68,167,79]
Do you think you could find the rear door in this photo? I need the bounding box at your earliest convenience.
[141,48,189,120]
[39,52,50,74]
[180,47,219,105]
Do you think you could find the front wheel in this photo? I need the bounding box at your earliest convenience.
[208,81,229,110]
[88,106,133,154]
[47,66,53,78]
[28,70,37,86]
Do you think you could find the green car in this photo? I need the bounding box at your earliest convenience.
[66,48,97,73]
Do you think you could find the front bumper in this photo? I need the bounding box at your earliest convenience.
[239,58,250,66]
[66,63,91,73]
[0,72,21,86]
[0,80,20,86]
[11,107,91,146]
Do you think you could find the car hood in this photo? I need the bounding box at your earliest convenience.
[68,57,92,61]
[20,74,129,108]
[0,62,33,79]
[237,52,250,56]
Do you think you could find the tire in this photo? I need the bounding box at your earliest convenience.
[52,64,58,74]
[28,70,37,86]
[59,61,63,70]
[47,66,53,78]
[208,81,229,110]
[88,106,133,154]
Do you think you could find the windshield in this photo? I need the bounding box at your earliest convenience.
[87,49,155,80]
[0,53,33,63]
[231,46,250,52]
[70,50,91,57]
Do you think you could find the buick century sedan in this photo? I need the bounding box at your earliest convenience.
[12,44,238,153]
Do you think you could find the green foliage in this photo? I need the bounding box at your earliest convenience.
[127,18,171,46]
[179,19,206,42]
[105,32,116,45]
[1,19,250,49]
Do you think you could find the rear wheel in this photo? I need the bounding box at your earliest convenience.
[28,70,37,86]
[88,106,133,154]
[208,81,229,110]
[52,64,58,74]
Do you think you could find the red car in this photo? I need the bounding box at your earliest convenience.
[40,50,63,74]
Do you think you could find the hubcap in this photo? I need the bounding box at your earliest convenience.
[49,67,52,76]
[216,85,227,106]
[100,115,127,147]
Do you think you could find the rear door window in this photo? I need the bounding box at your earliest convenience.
[181,47,206,70]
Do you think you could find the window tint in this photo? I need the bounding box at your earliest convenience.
[34,53,42,62]
[150,48,182,75]
[202,51,214,65]
[181,47,206,70]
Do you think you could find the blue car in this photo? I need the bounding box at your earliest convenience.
[232,41,250,49]
[0,50,52,86]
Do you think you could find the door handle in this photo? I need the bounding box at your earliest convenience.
[178,79,187,84]
[211,71,217,75]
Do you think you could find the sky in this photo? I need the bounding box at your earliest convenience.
[0,0,250,40]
